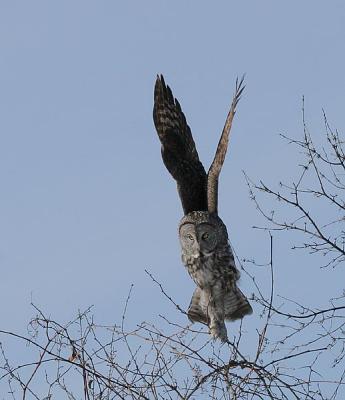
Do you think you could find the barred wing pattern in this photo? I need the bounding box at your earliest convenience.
[153,75,208,215]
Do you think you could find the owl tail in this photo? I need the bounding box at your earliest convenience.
[187,286,252,325]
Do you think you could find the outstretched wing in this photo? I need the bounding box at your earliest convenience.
[153,75,207,215]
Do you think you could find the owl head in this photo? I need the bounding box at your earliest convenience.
[179,211,228,258]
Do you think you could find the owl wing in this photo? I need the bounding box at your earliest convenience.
[187,286,208,325]
[188,285,252,327]
[224,286,253,321]
[153,75,207,215]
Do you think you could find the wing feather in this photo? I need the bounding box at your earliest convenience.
[153,75,207,214]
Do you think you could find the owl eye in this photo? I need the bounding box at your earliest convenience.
[202,232,209,240]
[186,234,194,241]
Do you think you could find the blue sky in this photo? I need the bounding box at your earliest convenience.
[1,1,345,396]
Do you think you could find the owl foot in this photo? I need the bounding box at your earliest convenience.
[209,321,228,343]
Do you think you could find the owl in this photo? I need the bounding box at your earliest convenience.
[153,75,252,342]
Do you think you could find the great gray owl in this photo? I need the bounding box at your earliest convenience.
[153,75,252,342]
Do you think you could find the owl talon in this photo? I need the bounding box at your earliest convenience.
[209,322,228,342]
